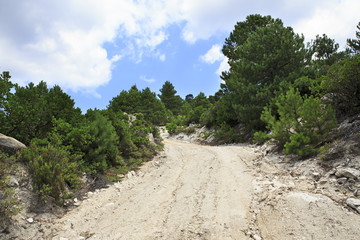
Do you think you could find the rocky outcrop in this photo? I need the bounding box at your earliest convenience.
[335,167,360,179]
[346,198,360,213]
[0,133,26,154]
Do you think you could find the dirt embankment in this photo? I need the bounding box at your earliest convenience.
[3,138,360,240]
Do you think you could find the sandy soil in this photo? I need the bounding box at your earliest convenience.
[6,138,360,240]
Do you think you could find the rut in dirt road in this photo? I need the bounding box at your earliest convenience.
[47,140,257,240]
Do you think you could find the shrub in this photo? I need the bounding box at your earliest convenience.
[261,87,336,156]
[130,114,152,146]
[166,122,177,135]
[261,88,303,146]
[253,131,271,144]
[22,139,81,204]
[84,110,120,173]
[151,126,162,140]
[0,151,22,217]
[318,55,360,116]
[284,133,314,156]
[188,106,207,123]
[214,122,244,144]
[175,126,196,135]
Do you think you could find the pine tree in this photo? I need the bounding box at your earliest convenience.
[158,81,183,115]
[84,110,119,172]
[347,22,360,54]
[220,14,306,132]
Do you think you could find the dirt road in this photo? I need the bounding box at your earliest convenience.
[43,140,257,240]
[8,136,360,240]
[8,138,360,239]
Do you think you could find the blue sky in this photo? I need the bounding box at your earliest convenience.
[0,0,359,112]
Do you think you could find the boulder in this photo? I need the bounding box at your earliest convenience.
[335,168,360,179]
[346,198,360,213]
[0,133,26,154]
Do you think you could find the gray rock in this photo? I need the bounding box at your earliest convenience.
[8,176,19,187]
[154,138,162,145]
[312,172,321,181]
[335,168,360,179]
[346,198,360,213]
[148,133,155,144]
[253,234,262,240]
[337,177,347,185]
[0,133,26,154]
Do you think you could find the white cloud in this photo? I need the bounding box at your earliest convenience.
[216,57,230,76]
[292,0,360,49]
[180,0,360,48]
[0,0,358,95]
[200,45,223,64]
[179,0,289,43]
[201,44,229,76]
[0,0,180,94]
[140,75,156,83]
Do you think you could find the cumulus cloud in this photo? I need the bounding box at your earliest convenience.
[0,0,358,94]
[292,0,360,49]
[179,0,287,43]
[200,45,223,64]
[0,0,179,94]
[200,44,229,76]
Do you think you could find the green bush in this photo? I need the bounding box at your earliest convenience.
[318,55,360,116]
[214,122,244,144]
[261,87,336,156]
[166,122,177,135]
[174,126,196,135]
[188,106,206,123]
[22,139,81,204]
[261,88,303,146]
[105,110,158,171]
[0,151,22,217]
[253,131,270,144]
[284,133,314,156]
[84,110,120,173]
[151,126,162,140]
[103,110,136,159]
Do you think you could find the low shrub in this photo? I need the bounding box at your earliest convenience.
[175,126,196,135]
[253,131,271,144]
[0,151,22,217]
[261,87,337,156]
[22,139,81,204]
[166,122,177,135]
[214,122,244,144]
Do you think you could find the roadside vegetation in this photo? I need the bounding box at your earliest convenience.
[0,14,359,217]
